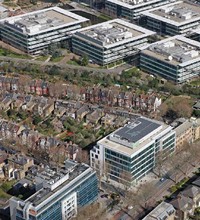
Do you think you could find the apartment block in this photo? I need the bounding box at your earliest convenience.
[140,35,200,83]
[0,7,88,55]
[90,116,175,186]
[72,19,155,65]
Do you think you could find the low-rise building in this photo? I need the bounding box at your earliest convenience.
[9,161,98,220]
[140,35,200,83]
[142,1,200,36]
[170,195,195,220]
[0,7,88,55]
[173,119,193,151]
[72,19,155,65]
[4,154,34,180]
[90,116,176,186]
[142,201,175,220]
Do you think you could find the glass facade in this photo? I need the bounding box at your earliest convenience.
[0,24,81,55]
[103,131,176,185]
[105,142,155,184]
[15,172,98,220]
[140,52,200,83]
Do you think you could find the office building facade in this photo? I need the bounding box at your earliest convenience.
[90,116,175,186]
[72,19,155,65]
[140,35,200,83]
[142,1,200,36]
[10,162,98,220]
[104,0,176,21]
[0,7,88,55]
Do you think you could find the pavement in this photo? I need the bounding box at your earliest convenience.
[0,56,130,75]
[111,163,200,220]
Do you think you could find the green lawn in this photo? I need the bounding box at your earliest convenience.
[98,14,112,21]
[190,79,200,86]
[0,48,31,59]
[67,60,80,66]
[36,56,49,62]
[0,179,16,199]
[50,56,64,62]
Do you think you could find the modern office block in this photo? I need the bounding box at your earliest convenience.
[140,35,200,83]
[142,1,200,36]
[72,19,155,65]
[9,161,98,220]
[0,7,88,55]
[90,116,175,186]
[104,0,176,21]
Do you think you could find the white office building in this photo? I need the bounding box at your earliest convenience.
[0,7,88,55]
[90,116,176,186]
[140,35,200,83]
[104,0,176,21]
[72,18,155,65]
[142,1,200,36]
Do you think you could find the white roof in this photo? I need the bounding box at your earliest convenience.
[0,7,88,36]
[106,0,169,10]
[142,1,200,26]
[73,18,155,49]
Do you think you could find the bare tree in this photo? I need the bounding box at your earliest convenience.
[119,170,132,190]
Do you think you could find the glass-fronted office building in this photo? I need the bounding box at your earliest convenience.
[10,163,98,220]
[90,116,176,186]
[104,0,176,21]
[140,35,200,83]
[142,1,200,36]
[72,19,155,66]
[0,7,88,55]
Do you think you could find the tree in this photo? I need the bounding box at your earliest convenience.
[48,65,61,76]
[137,182,157,209]
[81,55,89,66]
[154,151,165,177]
[193,110,200,117]
[119,170,132,190]
[33,115,42,125]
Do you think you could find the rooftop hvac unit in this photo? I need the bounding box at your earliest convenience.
[167,55,173,61]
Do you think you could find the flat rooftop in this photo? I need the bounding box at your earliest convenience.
[142,1,200,26]
[114,117,160,143]
[74,19,154,48]
[1,7,88,35]
[25,163,89,207]
[141,35,200,67]
[98,117,172,157]
[105,0,175,10]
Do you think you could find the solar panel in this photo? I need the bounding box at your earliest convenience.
[114,117,161,143]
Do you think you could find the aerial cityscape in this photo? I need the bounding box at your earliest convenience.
[0,0,199,219]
